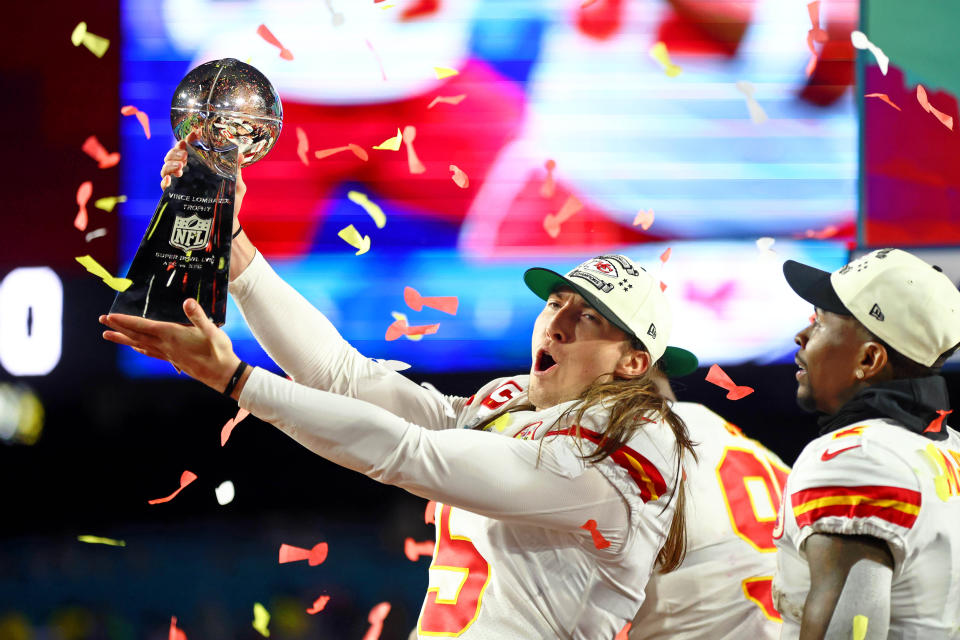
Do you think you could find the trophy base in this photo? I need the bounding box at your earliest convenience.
[110,146,236,325]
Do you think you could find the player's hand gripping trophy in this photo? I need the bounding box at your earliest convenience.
[110,58,282,324]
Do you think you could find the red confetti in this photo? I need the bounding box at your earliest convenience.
[540,158,556,198]
[659,247,672,264]
[256,24,293,60]
[278,542,329,566]
[148,470,197,505]
[449,164,469,189]
[924,409,952,434]
[306,595,330,615]
[402,125,425,174]
[404,537,434,561]
[427,94,466,109]
[404,286,458,315]
[296,127,309,166]
[314,144,368,161]
[580,519,611,550]
[865,93,902,111]
[804,1,827,76]
[220,407,251,446]
[81,135,120,169]
[705,364,754,400]
[803,224,838,239]
[425,500,437,524]
[169,616,187,640]
[75,181,93,231]
[362,602,391,640]
[659,281,667,292]
[916,84,954,131]
[120,105,151,139]
[385,316,440,341]
[543,195,583,238]
[614,622,632,640]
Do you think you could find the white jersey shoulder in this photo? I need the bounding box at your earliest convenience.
[631,402,788,640]
[774,418,960,638]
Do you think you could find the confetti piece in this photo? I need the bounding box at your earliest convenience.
[735,81,768,124]
[449,165,469,188]
[660,248,672,264]
[347,144,369,161]
[314,144,368,161]
[404,537,435,561]
[338,224,371,255]
[306,595,330,615]
[427,94,466,109]
[365,39,388,81]
[421,382,456,419]
[256,24,293,60]
[649,42,681,77]
[865,93,901,111]
[71,22,110,58]
[220,407,251,446]
[402,125,425,174]
[581,0,599,7]
[543,195,583,238]
[278,542,329,566]
[756,236,776,253]
[614,622,632,640]
[323,0,344,26]
[347,191,386,229]
[850,31,889,75]
[75,255,132,292]
[75,181,93,231]
[296,127,309,166]
[705,364,754,400]
[252,602,271,638]
[82,135,120,169]
[660,281,667,292]
[77,535,126,547]
[94,195,127,212]
[433,67,459,79]
[917,84,954,131]
[385,311,439,342]
[404,286,458,315]
[805,1,828,76]
[215,480,235,505]
[540,159,556,198]
[148,470,198,505]
[924,409,952,434]
[361,602,391,640]
[580,519,611,550]
[120,105,151,139]
[632,209,654,230]
[852,615,868,640]
[372,128,402,151]
[803,224,838,239]
[374,358,412,371]
[169,616,187,640]
[425,500,437,524]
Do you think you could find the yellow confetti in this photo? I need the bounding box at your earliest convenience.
[75,255,132,292]
[852,615,869,640]
[71,22,110,58]
[347,191,386,228]
[77,535,126,547]
[391,311,423,341]
[372,128,402,151]
[252,602,270,637]
[649,42,681,77]
[94,195,127,212]
[337,224,371,255]
[433,66,459,79]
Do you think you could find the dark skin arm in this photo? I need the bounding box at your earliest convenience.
[800,533,894,640]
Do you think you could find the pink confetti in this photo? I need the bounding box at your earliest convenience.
[705,364,754,400]
[278,542,329,566]
[220,407,251,446]
[805,1,827,77]
[402,125,425,174]
[659,247,672,264]
[81,135,120,169]
[256,24,293,60]
[296,127,309,166]
[169,616,187,640]
[306,595,330,615]
[425,500,437,524]
[404,286,458,315]
[75,181,93,231]
[427,94,466,109]
[404,537,434,561]
[543,195,583,238]
[803,224,838,239]
[580,519,611,550]
[120,105,151,139]
[385,316,440,341]
[362,602,391,640]
[581,0,599,7]
[917,84,954,131]
[314,144,369,161]
[865,93,902,111]
[659,281,667,292]
[924,409,952,434]
[614,622,632,640]
[449,164,469,188]
[633,209,654,230]
[148,470,197,505]
[540,159,556,198]
[365,39,387,81]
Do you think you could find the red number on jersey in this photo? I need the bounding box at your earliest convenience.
[716,447,789,553]
[418,504,491,636]
[742,576,782,622]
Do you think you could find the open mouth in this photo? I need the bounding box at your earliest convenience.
[535,349,558,373]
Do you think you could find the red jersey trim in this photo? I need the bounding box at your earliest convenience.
[791,485,921,530]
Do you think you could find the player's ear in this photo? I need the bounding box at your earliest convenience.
[615,346,650,378]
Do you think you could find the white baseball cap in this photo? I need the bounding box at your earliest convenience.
[524,255,699,376]
[783,248,960,367]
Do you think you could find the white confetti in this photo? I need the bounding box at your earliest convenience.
[85,227,108,242]
[850,31,889,75]
[215,480,235,505]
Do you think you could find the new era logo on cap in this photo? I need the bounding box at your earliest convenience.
[869,304,884,321]
[647,323,657,339]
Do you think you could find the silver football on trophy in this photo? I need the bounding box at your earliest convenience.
[170,58,283,177]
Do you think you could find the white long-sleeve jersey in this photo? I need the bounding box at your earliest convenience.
[630,402,789,640]
[230,252,684,639]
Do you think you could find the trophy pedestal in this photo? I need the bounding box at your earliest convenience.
[110,146,237,325]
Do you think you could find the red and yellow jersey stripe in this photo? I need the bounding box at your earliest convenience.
[546,426,668,503]
[791,485,922,529]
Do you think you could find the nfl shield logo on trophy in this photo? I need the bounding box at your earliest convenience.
[169,215,212,252]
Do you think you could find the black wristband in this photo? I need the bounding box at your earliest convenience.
[232,225,243,239]
[223,361,249,396]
